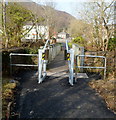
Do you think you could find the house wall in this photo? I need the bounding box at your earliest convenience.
[57,32,70,39]
[58,34,66,39]
[21,25,49,42]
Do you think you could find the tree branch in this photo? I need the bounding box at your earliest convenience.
[103,0,114,12]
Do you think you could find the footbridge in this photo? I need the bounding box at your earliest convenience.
[10,39,106,86]
[9,40,116,118]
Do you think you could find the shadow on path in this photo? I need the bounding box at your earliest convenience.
[15,51,116,118]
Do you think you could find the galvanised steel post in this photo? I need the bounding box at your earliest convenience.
[80,47,84,72]
[10,53,12,77]
[75,55,78,82]
[104,57,106,80]
[69,49,74,86]
[43,59,47,77]
[38,49,43,83]
[76,55,106,80]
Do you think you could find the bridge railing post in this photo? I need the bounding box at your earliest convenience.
[66,40,74,86]
[38,40,62,83]
[69,49,74,86]
[38,49,43,83]
[104,57,106,80]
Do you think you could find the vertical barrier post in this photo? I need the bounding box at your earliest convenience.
[80,47,84,72]
[43,60,47,77]
[75,56,78,82]
[69,49,74,86]
[10,53,12,77]
[104,57,106,80]
[38,49,43,83]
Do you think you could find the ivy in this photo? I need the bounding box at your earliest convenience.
[108,37,116,51]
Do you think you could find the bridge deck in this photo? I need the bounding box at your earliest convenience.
[16,51,115,118]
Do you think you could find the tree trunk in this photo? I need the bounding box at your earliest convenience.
[2,0,8,48]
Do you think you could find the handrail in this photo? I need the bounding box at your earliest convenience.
[43,39,50,51]
[66,40,69,52]
[9,39,61,84]
[76,54,106,58]
[10,53,38,56]
[76,55,106,79]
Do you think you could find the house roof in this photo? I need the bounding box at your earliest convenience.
[58,32,69,35]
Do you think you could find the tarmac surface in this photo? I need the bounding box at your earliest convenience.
[15,51,116,119]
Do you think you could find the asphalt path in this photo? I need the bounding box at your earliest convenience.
[15,51,116,119]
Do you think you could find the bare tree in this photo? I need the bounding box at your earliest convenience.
[76,0,115,51]
[40,1,57,39]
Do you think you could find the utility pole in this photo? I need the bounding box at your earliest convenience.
[2,0,8,48]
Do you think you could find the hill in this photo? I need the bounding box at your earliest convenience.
[16,1,76,32]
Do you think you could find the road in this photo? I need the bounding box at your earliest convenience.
[15,51,116,118]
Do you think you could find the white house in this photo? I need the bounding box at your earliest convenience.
[57,31,70,39]
[21,25,49,42]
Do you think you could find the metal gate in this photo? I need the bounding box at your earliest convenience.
[65,40,74,86]
[10,40,61,84]
[72,43,106,81]
[38,40,49,83]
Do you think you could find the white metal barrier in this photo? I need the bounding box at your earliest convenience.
[72,44,84,72]
[75,55,106,80]
[9,53,38,76]
[10,40,61,84]
[66,40,74,86]
[38,40,50,83]
[70,43,107,83]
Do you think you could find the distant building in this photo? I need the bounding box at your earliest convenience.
[21,24,49,42]
[57,31,70,39]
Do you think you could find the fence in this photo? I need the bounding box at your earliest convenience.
[72,43,106,81]
[38,42,61,83]
[75,55,106,80]
[9,53,38,76]
[10,40,61,83]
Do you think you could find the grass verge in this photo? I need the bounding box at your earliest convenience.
[2,79,19,119]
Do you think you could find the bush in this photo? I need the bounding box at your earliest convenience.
[72,36,84,45]
[108,37,116,51]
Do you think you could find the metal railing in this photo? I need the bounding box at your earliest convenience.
[10,39,61,84]
[38,40,50,83]
[10,53,38,76]
[75,54,106,80]
[38,42,61,83]
[66,40,74,86]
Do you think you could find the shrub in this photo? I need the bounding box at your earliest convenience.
[72,36,84,46]
[108,37,116,51]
